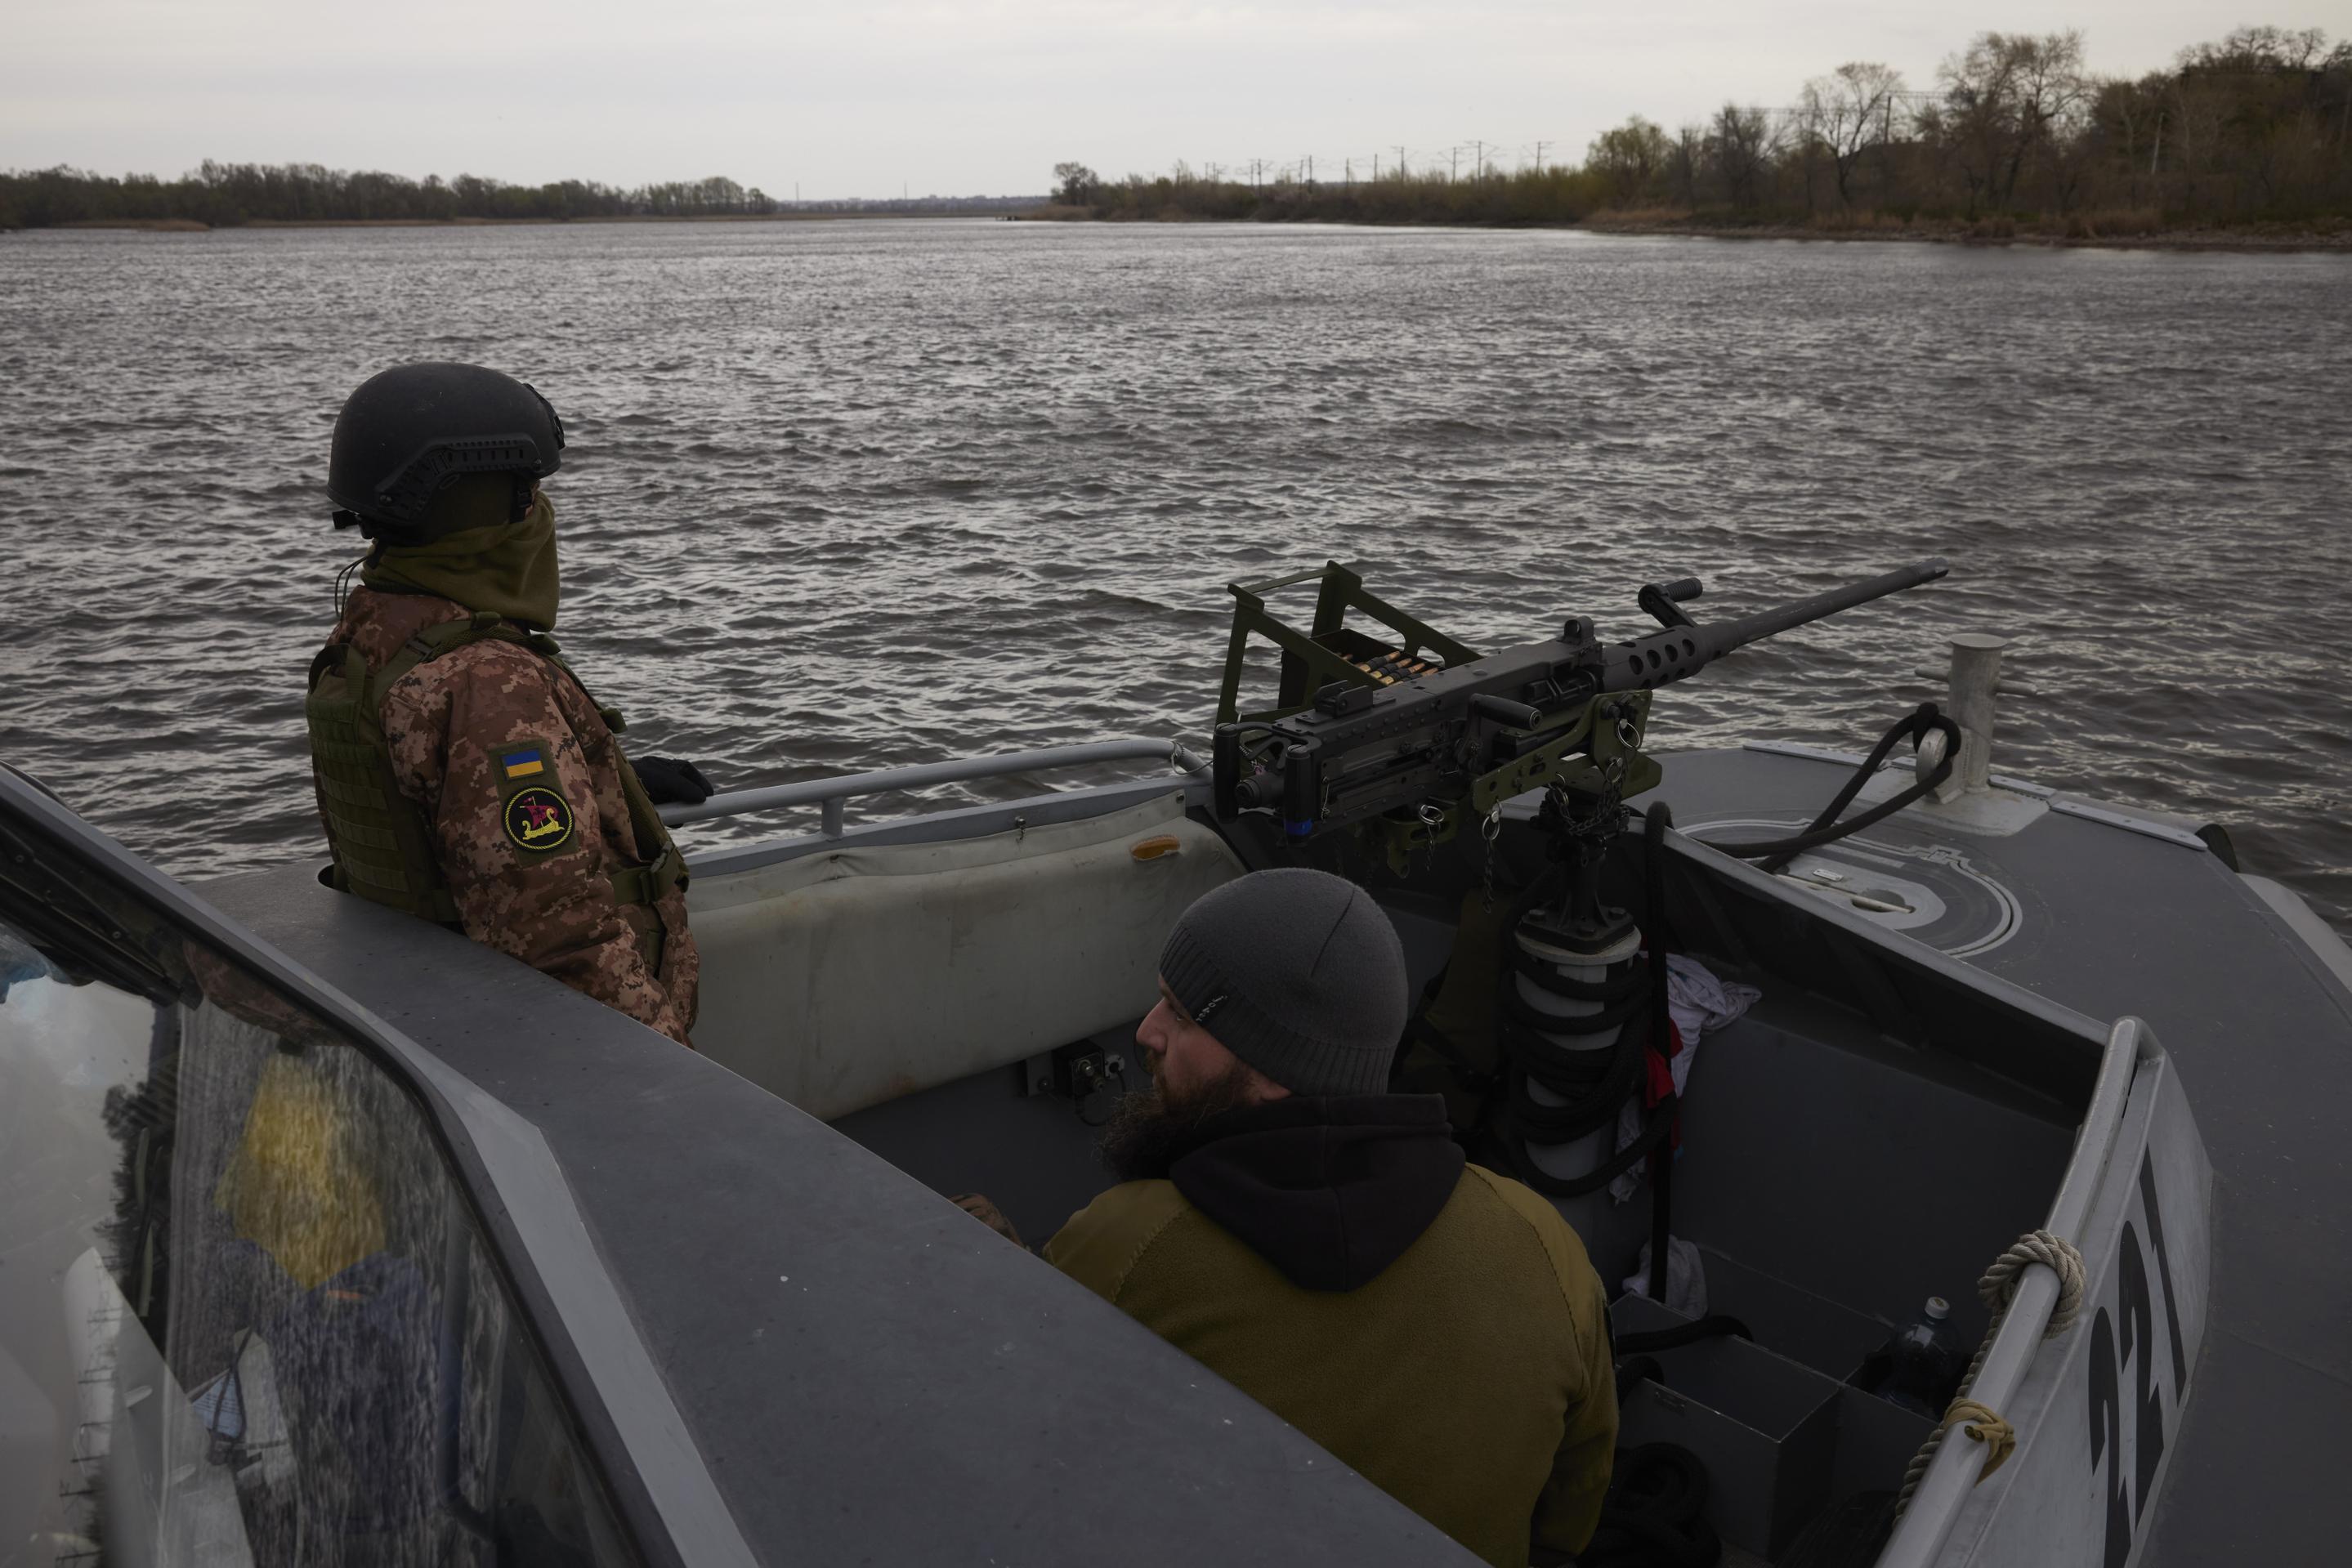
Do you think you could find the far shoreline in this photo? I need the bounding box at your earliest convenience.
[13,211,2350,253]
[22,211,1014,233]
[1572,215,2352,253]
[1012,205,2352,254]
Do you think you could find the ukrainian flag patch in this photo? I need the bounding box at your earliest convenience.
[499,747,546,780]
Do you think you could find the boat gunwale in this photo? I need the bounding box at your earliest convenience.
[1877,1017,2166,1566]
[0,764,749,1568]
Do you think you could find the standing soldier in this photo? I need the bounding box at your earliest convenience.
[305,363,708,1044]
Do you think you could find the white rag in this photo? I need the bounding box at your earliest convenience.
[1609,954,1762,1204]
[1622,1235,1710,1318]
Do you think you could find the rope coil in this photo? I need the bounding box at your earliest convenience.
[1982,1227,2087,1337]
[1940,1398,2018,1479]
[1893,1229,2090,1517]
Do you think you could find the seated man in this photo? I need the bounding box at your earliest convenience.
[1044,869,1618,1567]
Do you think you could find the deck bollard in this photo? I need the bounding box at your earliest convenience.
[1934,633,2006,802]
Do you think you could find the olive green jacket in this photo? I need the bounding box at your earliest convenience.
[1045,1163,1616,1566]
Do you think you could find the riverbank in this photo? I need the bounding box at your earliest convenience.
[38,209,2348,252]
[1576,210,2352,252]
[26,209,1025,233]
[1010,204,2352,252]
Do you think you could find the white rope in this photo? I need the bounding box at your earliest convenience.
[1892,1229,2089,1517]
[1981,1227,2087,1337]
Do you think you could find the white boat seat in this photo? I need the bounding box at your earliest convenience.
[684,793,1244,1119]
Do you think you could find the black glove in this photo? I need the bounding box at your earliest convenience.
[633,756,714,806]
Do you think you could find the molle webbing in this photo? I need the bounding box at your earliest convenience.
[306,611,686,927]
[605,845,686,908]
[522,629,691,907]
[306,634,467,923]
[582,684,690,975]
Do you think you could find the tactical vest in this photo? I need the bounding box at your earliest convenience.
[305,612,688,964]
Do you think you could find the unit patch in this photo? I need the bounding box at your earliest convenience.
[503,786,575,852]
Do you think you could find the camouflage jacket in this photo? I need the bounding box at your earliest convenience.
[315,587,700,1045]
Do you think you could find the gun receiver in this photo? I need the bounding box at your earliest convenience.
[1211,558,1948,861]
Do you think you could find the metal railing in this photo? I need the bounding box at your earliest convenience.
[1875,1015,2161,1568]
[656,737,1210,835]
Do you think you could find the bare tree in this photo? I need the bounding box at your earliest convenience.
[1706,103,1774,208]
[1803,62,1906,206]
[1934,31,2092,211]
[2180,25,2330,74]
[1672,124,1705,207]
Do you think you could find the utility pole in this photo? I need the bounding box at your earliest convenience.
[1450,145,1460,181]
[1306,154,1314,185]
[1532,141,1549,173]
[1394,145,1408,178]
[1346,158,1353,185]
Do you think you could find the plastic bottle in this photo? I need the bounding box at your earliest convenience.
[1874,1297,1967,1418]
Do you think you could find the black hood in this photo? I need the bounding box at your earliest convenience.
[1168,1094,1466,1292]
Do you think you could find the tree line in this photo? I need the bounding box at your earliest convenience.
[0,162,1044,230]
[0,162,778,228]
[1050,25,2352,235]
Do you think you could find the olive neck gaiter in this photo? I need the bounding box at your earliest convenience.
[363,491,561,631]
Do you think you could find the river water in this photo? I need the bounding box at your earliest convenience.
[2,220,2347,931]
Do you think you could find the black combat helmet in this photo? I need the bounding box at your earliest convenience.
[328,363,565,537]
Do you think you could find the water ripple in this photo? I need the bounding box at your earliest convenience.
[1,221,2347,933]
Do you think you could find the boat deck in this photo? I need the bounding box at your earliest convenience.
[183,739,2352,1565]
[1650,747,2352,1567]
[196,863,1470,1568]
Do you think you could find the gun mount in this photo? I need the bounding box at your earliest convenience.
[1210,558,1950,875]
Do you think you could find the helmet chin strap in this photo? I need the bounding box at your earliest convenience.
[330,507,377,616]
[332,545,378,619]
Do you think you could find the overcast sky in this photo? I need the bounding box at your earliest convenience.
[4,1,2345,197]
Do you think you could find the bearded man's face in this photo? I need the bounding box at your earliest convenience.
[1098,1057,1263,1182]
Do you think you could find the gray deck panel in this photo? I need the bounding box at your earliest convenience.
[2134,1328,2352,1566]
[1648,747,2352,1564]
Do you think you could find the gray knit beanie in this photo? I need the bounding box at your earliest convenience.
[1158,868,1409,1097]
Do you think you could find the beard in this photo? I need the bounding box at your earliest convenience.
[1098,1059,1264,1183]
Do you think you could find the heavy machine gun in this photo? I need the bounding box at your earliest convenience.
[1211,557,1950,873]
[1210,556,1954,1240]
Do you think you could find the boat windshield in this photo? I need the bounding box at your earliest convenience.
[0,860,633,1565]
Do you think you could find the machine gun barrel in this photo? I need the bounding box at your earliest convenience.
[1210,555,1952,842]
[1597,557,1949,694]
